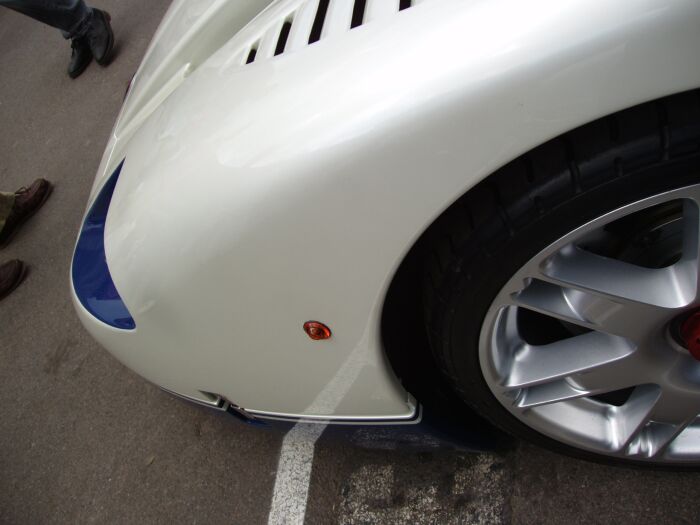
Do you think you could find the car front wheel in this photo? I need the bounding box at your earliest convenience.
[425,89,700,466]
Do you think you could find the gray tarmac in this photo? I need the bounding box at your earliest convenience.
[2,2,700,524]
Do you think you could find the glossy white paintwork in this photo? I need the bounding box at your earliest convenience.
[74,0,700,420]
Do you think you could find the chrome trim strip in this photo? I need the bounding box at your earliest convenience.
[160,388,230,411]
[247,405,422,426]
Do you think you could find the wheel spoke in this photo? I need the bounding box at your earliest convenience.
[623,391,700,458]
[608,384,662,452]
[515,379,591,408]
[513,347,648,408]
[512,279,663,341]
[501,331,636,389]
[681,197,700,299]
[539,245,695,308]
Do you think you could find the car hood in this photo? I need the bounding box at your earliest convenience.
[90,0,274,197]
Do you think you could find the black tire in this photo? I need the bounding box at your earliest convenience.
[424,88,700,467]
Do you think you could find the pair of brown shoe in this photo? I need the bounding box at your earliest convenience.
[0,179,52,301]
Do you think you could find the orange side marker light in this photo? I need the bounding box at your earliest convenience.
[304,321,332,341]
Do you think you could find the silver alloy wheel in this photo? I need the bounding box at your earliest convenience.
[479,184,700,463]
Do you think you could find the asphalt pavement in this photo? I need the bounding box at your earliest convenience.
[2,2,700,524]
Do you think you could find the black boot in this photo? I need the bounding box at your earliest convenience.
[68,37,91,79]
[87,9,115,66]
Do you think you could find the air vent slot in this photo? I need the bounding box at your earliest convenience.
[275,18,294,56]
[246,44,258,64]
[308,0,330,44]
[351,0,367,28]
[242,0,421,66]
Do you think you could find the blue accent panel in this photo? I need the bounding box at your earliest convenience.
[72,160,135,330]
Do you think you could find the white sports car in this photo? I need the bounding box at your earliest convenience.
[72,0,700,467]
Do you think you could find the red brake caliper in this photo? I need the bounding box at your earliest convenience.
[680,311,700,360]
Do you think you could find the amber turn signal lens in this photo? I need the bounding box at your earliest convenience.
[304,321,332,340]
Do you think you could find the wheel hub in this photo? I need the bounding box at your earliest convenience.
[680,311,700,361]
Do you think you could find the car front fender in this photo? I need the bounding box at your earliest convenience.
[75,0,700,419]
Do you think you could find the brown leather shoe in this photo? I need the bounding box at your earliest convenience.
[0,179,52,248]
[0,260,27,301]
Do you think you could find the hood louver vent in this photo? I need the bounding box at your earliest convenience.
[243,0,419,66]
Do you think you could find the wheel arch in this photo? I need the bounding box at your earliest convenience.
[381,87,700,413]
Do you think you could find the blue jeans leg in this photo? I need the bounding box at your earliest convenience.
[0,0,93,39]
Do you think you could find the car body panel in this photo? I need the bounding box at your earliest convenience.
[92,0,276,196]
[74,0,700,420]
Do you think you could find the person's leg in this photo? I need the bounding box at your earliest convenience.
[0,192,15,236]
[0,0,92,39]
[0,1,114,77]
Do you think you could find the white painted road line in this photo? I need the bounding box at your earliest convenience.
[267,342,369,525]
[267,422,327,525]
